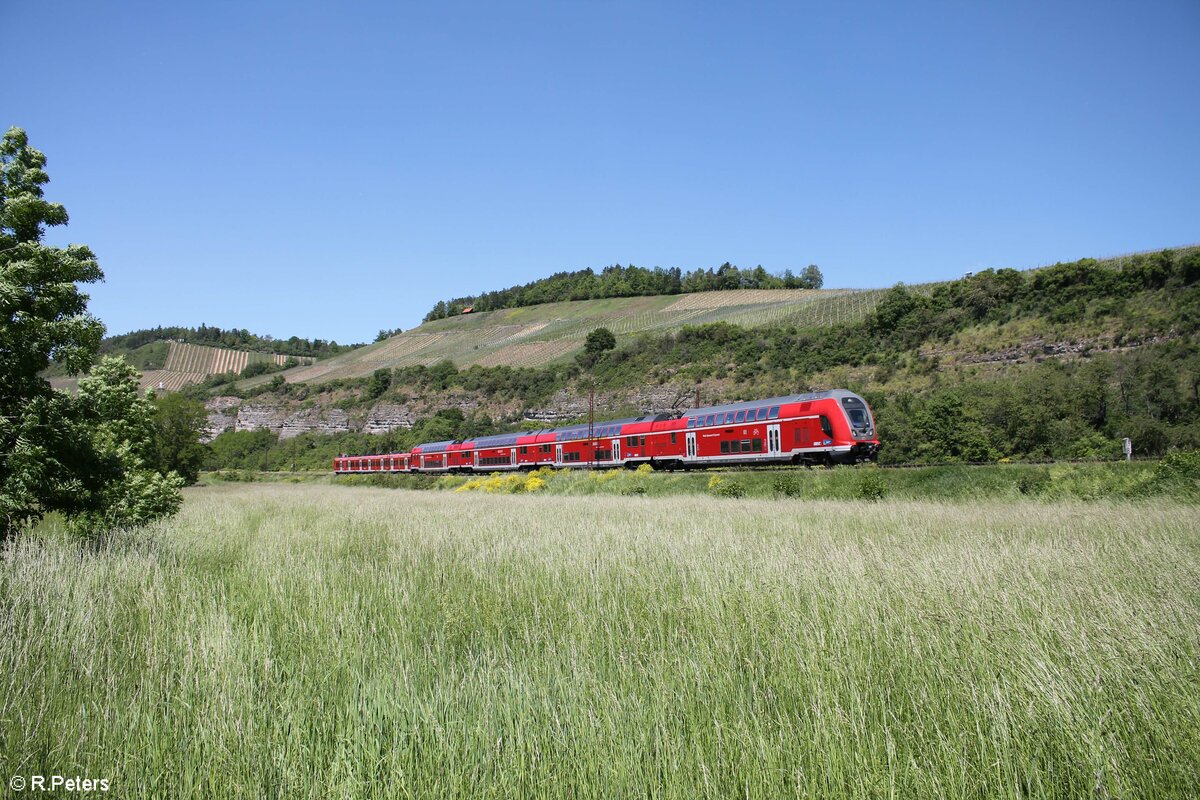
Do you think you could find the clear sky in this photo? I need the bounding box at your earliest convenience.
[8,0,1199,345]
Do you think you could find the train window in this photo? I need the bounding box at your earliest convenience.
[820,415,833,437]
[670,433,677,444]
[720,441,730,454]
[594,449,611,461]
[735,410,745,423]
[756,408,768,421]
[705,415,715,426]
[841,398,870,427]
[519,446,527,454]
[768,406,781,419]
[752,438,762,451]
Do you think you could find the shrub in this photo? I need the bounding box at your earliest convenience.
[772,475,801,497]
[1016,469,1052,496]
[1152,451,1200,497]
[856,469,887,501]
[213,469,257,483]
[1154,450,1200,482]
[711,479,746,498]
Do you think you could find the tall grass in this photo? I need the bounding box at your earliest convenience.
[3,486,1199,798]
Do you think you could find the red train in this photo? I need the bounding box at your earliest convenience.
[333,390,879,474]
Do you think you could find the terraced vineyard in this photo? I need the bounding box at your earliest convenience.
[123,343,315,391]
[162,342,313,375]
[246,287,895,386]
[48,342,318,393]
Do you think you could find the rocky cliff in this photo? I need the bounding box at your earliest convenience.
[203,384,695,441]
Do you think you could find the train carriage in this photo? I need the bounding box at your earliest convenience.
[472,432,522,470]
[334,389,878,475]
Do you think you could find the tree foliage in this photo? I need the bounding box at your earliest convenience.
[584,327,617,357]
[151,392,210,484]
[367,368,392,399]
[101,324,358,360]
[68,358,185,534]
[0,127,182,539]
[423,262,828,321]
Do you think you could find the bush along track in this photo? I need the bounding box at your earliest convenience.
[315,456,1200,503]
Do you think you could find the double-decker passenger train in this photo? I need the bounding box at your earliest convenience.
[333,390,878,474]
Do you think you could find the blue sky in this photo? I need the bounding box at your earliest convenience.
[9,0,1199,344]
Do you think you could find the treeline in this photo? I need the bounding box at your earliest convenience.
[102,325,361,359]
[423,263,824,321]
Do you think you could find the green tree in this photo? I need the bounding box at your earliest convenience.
[800,264,824,289]
[0,127,181,539]
[152,392,210,484]
[1,127,105,539]
[367,368,392,399]
[67,357,185,534]
[240,360,270,378]
[204,429,278,471]
[584,327,616,358]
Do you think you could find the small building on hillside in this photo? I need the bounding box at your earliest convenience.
[461,306,474,314]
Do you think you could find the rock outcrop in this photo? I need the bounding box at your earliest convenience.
[203,382,700,442]
[363,404,416,434]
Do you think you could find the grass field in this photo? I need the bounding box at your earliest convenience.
[3,486,1198,798]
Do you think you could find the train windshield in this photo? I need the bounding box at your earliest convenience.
[840,397,874,434]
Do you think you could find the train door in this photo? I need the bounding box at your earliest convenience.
[613,440,621,462]
[767,424,781,456]
[510,447,517,466]
[686,432,697,459]
[555,444,563,464]
[473,449,478,469]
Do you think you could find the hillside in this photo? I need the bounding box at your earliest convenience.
[243,287,893,386]
[245,247,1196,389]
[49,341,316,392]
[206,246,1200,467]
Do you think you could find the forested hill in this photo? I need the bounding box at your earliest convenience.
[422,262,826,321]
[102,325,361,359]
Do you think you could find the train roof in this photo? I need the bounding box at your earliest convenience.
[468,432,523,448]
[541,413,677,442]
[681,390,859,418]
[412,440,455,453]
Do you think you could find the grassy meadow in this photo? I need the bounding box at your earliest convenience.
[3,484,1199,798]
